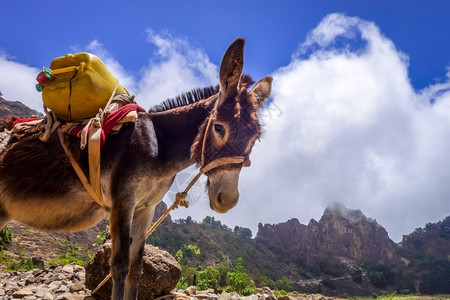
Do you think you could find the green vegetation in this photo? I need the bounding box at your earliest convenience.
[175,244,200,265]
[0,252,40,272]
[7,254,38,271]
[49,240,91,267]
[176,256,256,295]
[228,257,255,295]
[147,214,450,295]
[0,226,12,251]
[93,225,109,246]
[233,226,253,238]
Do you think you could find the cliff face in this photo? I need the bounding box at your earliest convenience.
[0,96,42,119]
[256,204,398,266]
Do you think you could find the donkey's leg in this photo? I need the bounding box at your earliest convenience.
[125,206,155,300]
[109,196,136,300]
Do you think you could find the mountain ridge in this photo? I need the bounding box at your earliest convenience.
[0,95,42,119]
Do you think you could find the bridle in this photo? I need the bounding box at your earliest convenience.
[177,94,252,207]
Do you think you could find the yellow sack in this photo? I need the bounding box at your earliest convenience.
[38,52,128,121]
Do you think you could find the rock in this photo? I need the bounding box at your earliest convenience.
[53,265,63,274]
[85,241,181,299]
[57,293,85,300]
[35,289,49,298]
[12,288,34,298]
[48,280,62,291]
[196,291,218,300]
[69,282,85,293]
[198,288,215,294]
[62,265,74,274]
[277,296,291,300]
[306,294,336,300]
[25,276,37,285]
[43,292,55,300]
[262,287,276,300]
[185,286,197,296]
[217,291,241,300]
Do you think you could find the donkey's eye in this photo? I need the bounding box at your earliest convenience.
[214,124,226,138]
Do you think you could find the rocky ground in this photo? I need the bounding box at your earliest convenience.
[1,220,107,269]
[0,222,337,300]
[0,262,336,300]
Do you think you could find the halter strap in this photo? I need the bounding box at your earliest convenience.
[200,95,250,171]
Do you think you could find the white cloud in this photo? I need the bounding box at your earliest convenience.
[227,13,450,242]
[137,30,218,109]
[0,53,42,112]
[84,40,138,95]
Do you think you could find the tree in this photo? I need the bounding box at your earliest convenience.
[275,276,294,292]
[196,266,220,290]
[175,244,200,265]
[233,226,253,238]
[351,269,363,283]
[228,257,255,295]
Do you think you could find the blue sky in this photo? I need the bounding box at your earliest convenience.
[1,1,450,241]
[2,1,449,89]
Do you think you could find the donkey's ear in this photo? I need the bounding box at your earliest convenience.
[218,37,245,106]
[251,76,272,108]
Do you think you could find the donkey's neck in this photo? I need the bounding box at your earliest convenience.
[150,98,213,174]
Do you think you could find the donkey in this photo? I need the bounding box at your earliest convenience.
[0,37,271,300]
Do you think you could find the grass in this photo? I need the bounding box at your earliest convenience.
[0,251,40,272]
[48,239,92,267]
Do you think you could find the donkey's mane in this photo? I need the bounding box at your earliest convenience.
[149,85,220,113]
[149,74,255,113]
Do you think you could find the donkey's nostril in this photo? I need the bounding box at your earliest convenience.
[217,193,223,205]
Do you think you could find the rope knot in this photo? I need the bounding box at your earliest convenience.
[175,192,189,208]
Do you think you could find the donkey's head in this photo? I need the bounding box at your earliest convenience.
[191,37,272,213]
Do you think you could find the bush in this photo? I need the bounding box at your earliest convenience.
[49,252,85,266]
[6,254,39,271]
[196,266,220,290]
[399,289,410,295]
[298,267,313,279]
[419,263,450,294]
[275,276,294,292]
[321,276,336,290]
[351,269,363,283]
[317,252,346,276]
[0,226,12,250]
[364,263,395,288]
[228,257,255,295]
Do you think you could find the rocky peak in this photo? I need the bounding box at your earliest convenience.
[323,203,372,224]
[256,205,398,266]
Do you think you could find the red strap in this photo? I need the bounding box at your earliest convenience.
[67,125,84,138]
[66,104,145,147]
[12,117,41,127]
[103,104,145,135]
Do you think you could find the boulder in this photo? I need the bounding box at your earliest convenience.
[85,241,181,299]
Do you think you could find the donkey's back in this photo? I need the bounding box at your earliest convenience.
[0,117,152,232]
